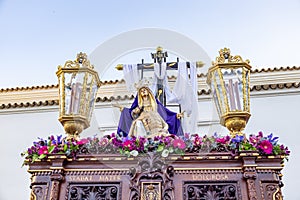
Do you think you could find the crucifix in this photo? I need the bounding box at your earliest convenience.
[116,46,204,106]
[151,46,168,104]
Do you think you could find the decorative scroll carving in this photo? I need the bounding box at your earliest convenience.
[267,184,283,200]
[67,184,120,200]
[63,52,94,69]
[213,47,250,65]
[273,188,283,200]
[260,183,283,200]
[243,166,257,180]
[30,186,44,200]
[129,152,175,200]
[30,183,49,200]
[183,182,238,200]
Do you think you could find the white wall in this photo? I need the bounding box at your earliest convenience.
[0,111,62,200]
[0,91,299,199]
[246,94,300,199]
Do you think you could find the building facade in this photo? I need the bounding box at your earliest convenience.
[0,66,299,199]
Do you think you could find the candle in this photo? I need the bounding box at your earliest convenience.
[65,85,72,115]
[69,83,76,114]
[228,79,236,110]
[68,82,82,114]
[73,82,82,114]
[234,81,242,110]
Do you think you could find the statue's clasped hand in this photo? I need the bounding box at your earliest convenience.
[132,106,144,119]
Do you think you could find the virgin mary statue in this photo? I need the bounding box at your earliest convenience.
[116,85,183,138]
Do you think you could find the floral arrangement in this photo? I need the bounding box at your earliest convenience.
[21,135,81,165]
[21,131,290,165]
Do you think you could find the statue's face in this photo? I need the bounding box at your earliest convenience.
[140,87,149,97]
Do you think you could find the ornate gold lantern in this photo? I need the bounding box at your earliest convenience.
[207,48,251,137]
[56,52,101,140]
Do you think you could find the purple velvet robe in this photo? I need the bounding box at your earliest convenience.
[117,96,183,137]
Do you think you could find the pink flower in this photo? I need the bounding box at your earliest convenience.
[216,136,230,144]
[249,135,258,146]
[38,146,48,155]
[99,138,109,146]
[184,133,190,139]
[77,138,89,145]
[173,138,186,149]
[259,140,273,154]
[123,140,132,148]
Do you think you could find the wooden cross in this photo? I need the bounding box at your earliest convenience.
[116,46,204,106]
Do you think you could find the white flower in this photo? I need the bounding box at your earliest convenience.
[130,150,139,157]
[161,149,169,158]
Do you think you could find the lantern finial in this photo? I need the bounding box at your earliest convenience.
[213,47,250,65]
[76,52,87,64]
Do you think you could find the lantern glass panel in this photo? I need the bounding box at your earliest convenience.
[213,70,225,115]
[88,83,98,121]
[58,74,64,115]
[83,73,94,118]
[64,72,72,115]
[211,82,221,117]
[64,71,85,115]
[244,68,250,111]
[221,68,243,112]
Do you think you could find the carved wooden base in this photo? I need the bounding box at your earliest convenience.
[27,152,285,200]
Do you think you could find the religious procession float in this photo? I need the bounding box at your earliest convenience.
[22,48,289,200]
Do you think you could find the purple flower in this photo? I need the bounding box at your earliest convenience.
[50,135,55,141]
[139,137,146,143]
[27,148,33,155]
[257,131,263,140]
[193,135,203,146]
[163,136,172,146]
[280,145,290,156]
[153,135,162,141]
[112,138,122,147]
[231,135,244,143]
[267,133,279,144]
[36,139,45,146]
[56,135,63,145]
[137,145,144,152]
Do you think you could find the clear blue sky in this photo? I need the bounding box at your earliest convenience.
[0,0,300,88]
